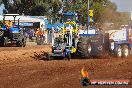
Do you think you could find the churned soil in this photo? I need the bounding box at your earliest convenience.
[0,45,132,88]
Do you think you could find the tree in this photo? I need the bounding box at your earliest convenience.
[63,0,118,27]
[0,0,61,16]
[50,0,61,23]
[0,0,119,26]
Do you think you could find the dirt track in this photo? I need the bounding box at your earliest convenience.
[0,45,132,88]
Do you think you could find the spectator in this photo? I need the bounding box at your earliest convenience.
[35,28,43,44]
[28,29,34,42]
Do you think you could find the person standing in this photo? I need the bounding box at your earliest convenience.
[41,24,45,44]
[35,28,43,45]
[28,29,34,42]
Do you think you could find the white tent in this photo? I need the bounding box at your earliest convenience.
[0,15,45,28]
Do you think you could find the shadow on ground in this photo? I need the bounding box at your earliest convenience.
[31,51,113,61]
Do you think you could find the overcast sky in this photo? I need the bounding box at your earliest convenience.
[0,0,132,14]
[110,0,132,12]
[0,4,4,14]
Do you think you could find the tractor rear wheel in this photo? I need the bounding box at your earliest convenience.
[22,38,26,47]
[77,37,91,58]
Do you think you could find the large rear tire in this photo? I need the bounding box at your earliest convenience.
[22,38,26,47]
[77,37,91,58]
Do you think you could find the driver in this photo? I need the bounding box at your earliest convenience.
[5,20,13,29]
[64,30,70,44]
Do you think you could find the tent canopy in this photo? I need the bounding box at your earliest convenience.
[0,15,46,28]
[0,15,44,22]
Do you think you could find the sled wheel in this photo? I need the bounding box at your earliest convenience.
[122,45,129,58]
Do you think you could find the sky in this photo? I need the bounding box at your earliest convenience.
[0,4,4,14]
[0,0,132,14]
[110,0,132,12]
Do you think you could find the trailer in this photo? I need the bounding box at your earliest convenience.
[107,27,131,58]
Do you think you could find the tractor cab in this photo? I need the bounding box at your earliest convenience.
[63,22,78,33]
[62,12,78,23]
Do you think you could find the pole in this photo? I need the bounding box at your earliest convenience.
[62,0,64,13]
[3,16,5,24]
[52,27,54,46]
[87,0,90,33]
[18,18,20,28]
[13,16,16,25]
[88,0,90,12]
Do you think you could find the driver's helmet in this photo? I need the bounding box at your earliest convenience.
[66,29,70,34]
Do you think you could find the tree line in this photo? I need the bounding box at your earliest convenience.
[0,0,130,27]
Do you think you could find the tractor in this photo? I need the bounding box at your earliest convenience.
[0,14,26,47]
[46,12,79,60]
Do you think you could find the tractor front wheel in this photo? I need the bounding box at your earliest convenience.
[67,53,71,60]
[16,41,22,47]
[45,53,51,61]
